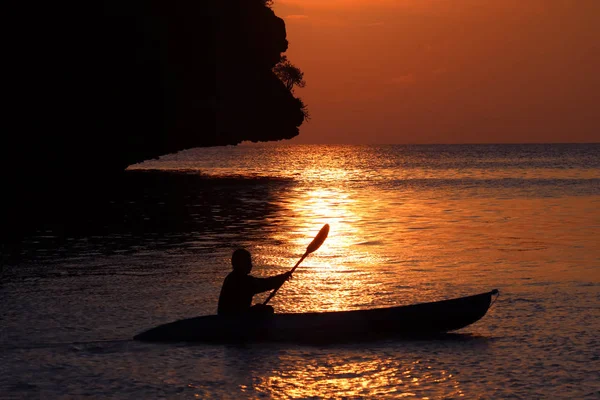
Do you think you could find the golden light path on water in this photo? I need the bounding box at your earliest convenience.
[257,181,479,314]
[261,184,389,313]
[251,177,468,397]
[251,358,463,399]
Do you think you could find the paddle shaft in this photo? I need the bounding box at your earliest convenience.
[263,252,307,305]
[262,224,329,306]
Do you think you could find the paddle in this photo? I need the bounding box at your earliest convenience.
[263,223,330,305]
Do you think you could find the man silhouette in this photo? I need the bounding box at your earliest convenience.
[218,249,291,316]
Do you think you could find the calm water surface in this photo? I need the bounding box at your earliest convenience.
[2,144,599,398]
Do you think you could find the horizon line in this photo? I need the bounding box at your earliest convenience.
[240,141,600,146]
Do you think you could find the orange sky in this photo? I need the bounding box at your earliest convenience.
[273,0,600,144]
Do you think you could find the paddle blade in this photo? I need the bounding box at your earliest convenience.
[306,224,330,254]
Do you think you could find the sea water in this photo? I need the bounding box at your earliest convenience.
[1,144,598,398]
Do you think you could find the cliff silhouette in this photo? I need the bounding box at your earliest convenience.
[2,0,306,241]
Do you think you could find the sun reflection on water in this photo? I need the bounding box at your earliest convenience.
[263,184,390,312]
[287,188,357,253]
[249,357,463,399]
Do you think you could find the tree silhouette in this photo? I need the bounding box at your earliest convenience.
[274,56,306,92]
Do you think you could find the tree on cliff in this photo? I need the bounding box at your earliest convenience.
[274,56,306,93]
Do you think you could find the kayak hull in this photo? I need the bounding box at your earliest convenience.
[134,290,498,343]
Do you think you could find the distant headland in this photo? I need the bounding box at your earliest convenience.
[2,0,306,239]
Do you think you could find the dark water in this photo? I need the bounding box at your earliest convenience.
[1,144,599,398]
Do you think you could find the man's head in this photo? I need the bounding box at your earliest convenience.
[232,248,252,274]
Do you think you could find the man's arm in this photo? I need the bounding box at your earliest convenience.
[250,272,291,294]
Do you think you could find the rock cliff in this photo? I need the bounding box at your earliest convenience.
[2,0,305,238]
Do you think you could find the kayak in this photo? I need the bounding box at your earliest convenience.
[134,290,499,343]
